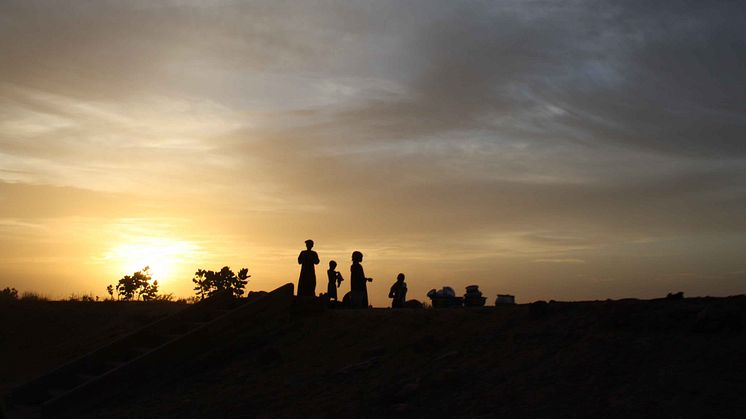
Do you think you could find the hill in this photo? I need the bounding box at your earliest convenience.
[0,300,183,397]
[4,294,746,418]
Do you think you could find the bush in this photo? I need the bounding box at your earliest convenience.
[0,287,19,301]
[193,266,250,300]
[114,267,161,301]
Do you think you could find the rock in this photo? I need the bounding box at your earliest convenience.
[404,299,424,309]
[666,292,684,300]
[496,294,516,305]
[530,300,549,317]
[247,291,268,299]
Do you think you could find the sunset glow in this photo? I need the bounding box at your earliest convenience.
[103,239,201,285]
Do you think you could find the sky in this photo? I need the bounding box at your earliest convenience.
[1,0,745,306]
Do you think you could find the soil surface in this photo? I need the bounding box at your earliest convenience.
[4,296,746,418]
[0,300,183,395]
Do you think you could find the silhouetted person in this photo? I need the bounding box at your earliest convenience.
[389,273,407,308]
[327,260,344,301]
[350,250,372,308]
[297,239,319,297]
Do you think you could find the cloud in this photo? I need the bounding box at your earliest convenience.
[1,0,745,300]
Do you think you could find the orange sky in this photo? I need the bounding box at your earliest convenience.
[1,1,745,306]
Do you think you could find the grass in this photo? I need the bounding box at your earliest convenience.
[19,291,49,302]
[67,293,98,302]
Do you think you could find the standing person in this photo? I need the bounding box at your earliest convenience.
[350,251,373,308]
[297,239,319,297]
[327,260,344,301]
[388,273,407,308]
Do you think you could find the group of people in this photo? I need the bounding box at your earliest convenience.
[297,239,408,308]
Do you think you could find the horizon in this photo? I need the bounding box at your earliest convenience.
[1,1,745,307]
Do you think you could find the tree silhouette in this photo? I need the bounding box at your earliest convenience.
[192,266,250,300]
[115,267,161,301]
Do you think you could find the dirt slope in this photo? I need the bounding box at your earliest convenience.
[0,301,183,396]
[70,296,746,419]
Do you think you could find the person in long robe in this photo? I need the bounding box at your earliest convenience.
[388,273,407,308]
[327,260,343,301]
[350,250,372,308]
[297,239,319,297]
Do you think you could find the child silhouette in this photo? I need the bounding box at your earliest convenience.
[327,260,344,301]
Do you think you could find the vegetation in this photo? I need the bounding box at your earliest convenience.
[20,291,48,302]
[1,287,19,301]
[5,263,248,304]
[110,266,162,301]
[176,296,199,304]
[147,292,175,302]
[192,266,250,300]
[67,293,98,302]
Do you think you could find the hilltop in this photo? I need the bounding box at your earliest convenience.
[3,294,746,418]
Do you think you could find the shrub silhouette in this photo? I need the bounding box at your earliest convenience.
[0,287,19,301]
[114,266,161,301]
[193,266,250,300]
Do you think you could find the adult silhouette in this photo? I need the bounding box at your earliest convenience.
[297,239,319,297]
[350,251,372,308]
[389,273,407,308]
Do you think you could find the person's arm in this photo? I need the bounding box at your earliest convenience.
[313,251,319,264]
[298,251,304,264]
[388,284,396,298]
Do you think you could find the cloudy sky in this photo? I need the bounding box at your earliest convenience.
[1,0,744,305]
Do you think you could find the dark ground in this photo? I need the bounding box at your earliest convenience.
[0,300,183,396]
[3,296,746,418]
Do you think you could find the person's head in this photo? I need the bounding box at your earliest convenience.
[397,273,405,282]
[305,239,314,250]
[352,251,363,263]
[329,260,337,269]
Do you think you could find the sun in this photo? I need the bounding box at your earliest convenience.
[105,238,200,283]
